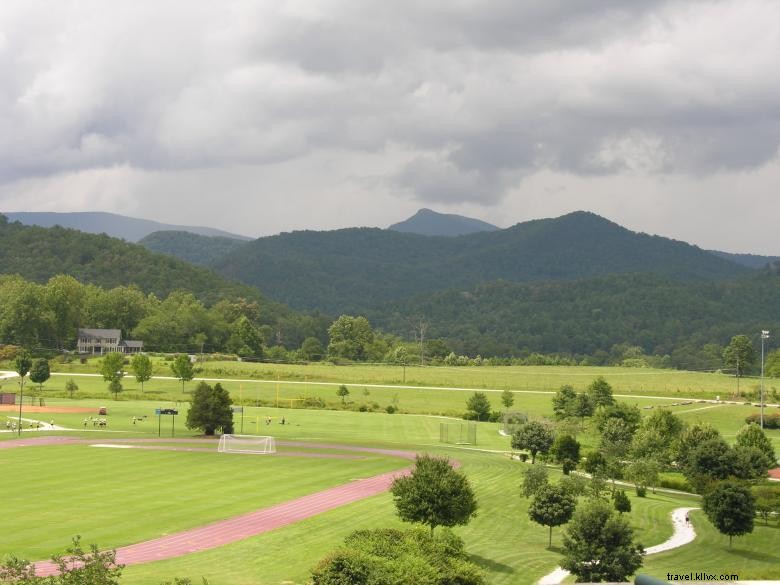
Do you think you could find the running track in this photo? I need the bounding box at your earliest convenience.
[0,436,416,575]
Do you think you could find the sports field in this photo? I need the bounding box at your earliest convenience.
[1,363,779,584]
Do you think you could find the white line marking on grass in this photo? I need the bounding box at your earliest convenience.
[538,507,700,585]
[676,404,725,414]
[90,444,135,449]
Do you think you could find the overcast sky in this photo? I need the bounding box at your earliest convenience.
[1,1,779,253]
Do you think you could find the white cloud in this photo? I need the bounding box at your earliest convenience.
[0,0,778,253]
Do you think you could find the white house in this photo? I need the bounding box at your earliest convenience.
[77,328,144,355]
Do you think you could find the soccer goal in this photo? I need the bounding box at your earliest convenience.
[217,434,276,454]
[439,422,477,445]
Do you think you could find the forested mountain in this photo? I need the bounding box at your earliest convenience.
[708,250,780,269]
[139,230,247,266]
[0,216,328,351]
[372,272,780,367]
[0,215,270,307]
[2,211,251,242]
[213,211,748,314]
[388,208,500,236]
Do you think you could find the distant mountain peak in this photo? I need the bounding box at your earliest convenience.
[388,208,500,237]
[2,211,251,243]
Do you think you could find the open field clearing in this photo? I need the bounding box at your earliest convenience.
[45,359,780,399]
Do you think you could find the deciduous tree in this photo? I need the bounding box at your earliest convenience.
[702,480,755,547]
[552,385,577,420]
[29,358,50,393]
[528,485,576,547]
[186,382,233,436]
[561,499,644,582]
[390,454,477,534]
[501,389,515,411]
[723,334,756,379]
[550,435,580,475]
[171,354,194,393]
[131,354,153,394]
[587,376,615,408]
[466,392,491,421]
[521,463,549,498]
[511,421,555,464]
[735,423,776,464]
[100,352,125,399]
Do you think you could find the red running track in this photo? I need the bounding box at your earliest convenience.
[2,437,415,575]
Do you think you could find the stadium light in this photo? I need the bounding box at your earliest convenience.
[760,330,770,429]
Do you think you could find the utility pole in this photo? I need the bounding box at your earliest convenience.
[761,330,770,429]
[416,319,428,367]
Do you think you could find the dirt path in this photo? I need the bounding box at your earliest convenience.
[537,507,699,585]
[0,436,415,574]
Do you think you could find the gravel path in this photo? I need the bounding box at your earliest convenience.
[538,507,700,585]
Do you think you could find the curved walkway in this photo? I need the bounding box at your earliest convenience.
[0,436,415,576]
[538,507,699,585]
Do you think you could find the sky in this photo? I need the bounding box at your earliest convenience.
[1,1,779,254]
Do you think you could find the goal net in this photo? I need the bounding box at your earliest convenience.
[439,422,477,445]
[217,434,276,454]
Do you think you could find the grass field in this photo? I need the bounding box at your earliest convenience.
[42,357,780,399]
[1,362,779,584]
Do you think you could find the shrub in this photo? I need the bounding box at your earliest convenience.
[488,411,502,423]
[385,405,397,414]
[636,486,647,497]
[658,476,694,492]
[745,412,780,429]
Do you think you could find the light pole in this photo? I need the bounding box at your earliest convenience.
[760,330,770,429]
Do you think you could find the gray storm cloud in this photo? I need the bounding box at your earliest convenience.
[0,0,779,246]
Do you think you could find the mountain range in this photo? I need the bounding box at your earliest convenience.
[2,211,251,243]
[1,209,777,363]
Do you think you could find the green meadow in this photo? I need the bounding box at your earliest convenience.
[1,362,779,584]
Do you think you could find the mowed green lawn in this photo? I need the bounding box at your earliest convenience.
[116,451,694,585]
[642,509,780,581]
[0,442,406,560]
[1,374,779,584]
[47,358,780,400]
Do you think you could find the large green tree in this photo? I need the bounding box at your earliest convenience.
[186,381,234,436]
[560,499,644,582]
[723,334,756,378]
[550,435,581,475]
[29,358,50,393]
[587,376,615,408]
[735,423,776,464]
[171,354,195,393]
[327,315,375,361]
[511,421,555,464]
[131,354,153,394]
[466,392,491,421]
[528,484,576,547]
[100,352,125,400]
[702,480,755,547]
[390,454,477,534]
[552,385,577,420]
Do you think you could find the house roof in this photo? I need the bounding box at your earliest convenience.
[78,328,121,339]
[120,340,144,347]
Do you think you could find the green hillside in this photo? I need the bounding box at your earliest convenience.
[213,211,748,314]
[373,272,780,366]
[139,230,247,266]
